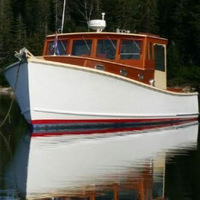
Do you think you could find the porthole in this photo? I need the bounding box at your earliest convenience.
[95,64,105,71]
[120,69,127,77]
[138,73,144,80]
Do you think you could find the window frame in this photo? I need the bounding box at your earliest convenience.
[46,39,68,56]
[119,38,143,60]
[71,38,93,57]
[95,38,118,61]
[154,44,166,72]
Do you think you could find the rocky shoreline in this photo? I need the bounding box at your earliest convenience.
[0,87,14,97]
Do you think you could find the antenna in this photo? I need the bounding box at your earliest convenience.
[102,13,105,20]
[61,0,66,33]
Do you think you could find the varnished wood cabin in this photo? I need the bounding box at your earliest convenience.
[43,32,168,89]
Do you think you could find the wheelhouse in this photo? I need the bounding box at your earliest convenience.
[43,32,168,89]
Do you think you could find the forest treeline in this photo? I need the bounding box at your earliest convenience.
[0,0,200,87]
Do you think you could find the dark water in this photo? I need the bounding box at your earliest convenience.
[0,96,199,200]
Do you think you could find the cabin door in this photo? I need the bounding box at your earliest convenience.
[154,44,167,89]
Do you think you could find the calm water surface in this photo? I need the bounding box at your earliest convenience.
[0,96,199,200]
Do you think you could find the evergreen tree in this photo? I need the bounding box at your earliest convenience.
[135,0,158,33]
[24,0,40,34]
[0,0,200,87]
[12,14,27,50]
[157,0,175,38]
[0,35,5,66]
[0,0,13,36]
[23,0,51,55]
[167,41,181,80]
[115,0,138,31]
[171,0,189,62]
[100,0,118,31]
[38,0,51,35]
[187,0,200,65]
[0,0,13,68]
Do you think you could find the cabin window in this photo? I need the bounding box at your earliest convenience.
[154,44,165,71]
[96,39,117,60]
[120,40,141,59]
[47,40,67,55]
[72,39,92,56]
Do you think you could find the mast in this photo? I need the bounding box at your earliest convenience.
[61,0,66,33]
[55,0,58,30]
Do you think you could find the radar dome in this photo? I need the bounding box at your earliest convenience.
[88,13,106,32]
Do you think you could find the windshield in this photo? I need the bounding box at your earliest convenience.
[96,39,117,60]
[47,40,67,55]
[120,39,142,59]
[72,39,92,56]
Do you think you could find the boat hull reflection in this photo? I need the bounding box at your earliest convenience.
[32,119,197,137]
[6,121,199,199]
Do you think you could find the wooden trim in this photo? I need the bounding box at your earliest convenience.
[45,32,168,41]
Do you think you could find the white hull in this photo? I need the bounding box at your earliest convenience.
[4,58,199,128]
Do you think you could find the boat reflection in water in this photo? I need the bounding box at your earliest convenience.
[5,121,199,200]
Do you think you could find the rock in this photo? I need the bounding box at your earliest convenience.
[0,87,14,97]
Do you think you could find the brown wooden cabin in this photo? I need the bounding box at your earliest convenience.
[42,32,168,90]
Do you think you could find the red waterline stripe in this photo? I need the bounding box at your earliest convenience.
[31,117,198,125]
[31,119,197,137]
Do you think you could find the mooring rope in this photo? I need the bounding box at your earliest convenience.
[0,96,15,128]
[0,61,21,128]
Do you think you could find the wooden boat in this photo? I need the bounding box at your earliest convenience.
[4,17,199,133]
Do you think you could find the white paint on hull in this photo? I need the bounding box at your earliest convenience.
[4,58,199,123]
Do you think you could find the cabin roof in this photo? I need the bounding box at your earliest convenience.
[46,32,168,41]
